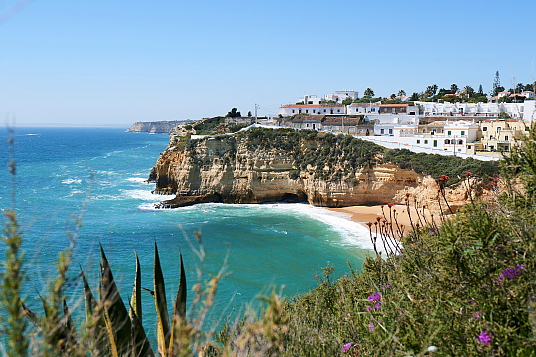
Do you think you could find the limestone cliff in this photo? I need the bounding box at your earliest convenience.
[127,121,192,133]
[149,128,422,208]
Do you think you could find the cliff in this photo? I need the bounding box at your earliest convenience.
[127,121,192,133]
[148,128,422,208]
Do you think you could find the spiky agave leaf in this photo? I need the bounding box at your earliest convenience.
[168,252,188,355]
[80,269,110,357]
[20,301,42,330]
[100,246,154,357]
[130,251,142,325]
[100,245,131,356]
[154,242,171,355]
[80,270,96,322]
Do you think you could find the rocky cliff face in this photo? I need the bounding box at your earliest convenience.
[149,129,422,208]
[127,121,190,133]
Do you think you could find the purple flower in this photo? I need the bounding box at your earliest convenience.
[367,292,381,302]
[374,302,382,310]
[366,306,373,312]
[472,312,484,319]
[341,343,352,351]
[368,323,375,332]
[497,264,525,282]
[381,284,391,290]
[478,329,492,345]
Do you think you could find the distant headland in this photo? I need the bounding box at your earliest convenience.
[126,120,195,133]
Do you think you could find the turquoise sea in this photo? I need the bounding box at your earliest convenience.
[0,127,373,338]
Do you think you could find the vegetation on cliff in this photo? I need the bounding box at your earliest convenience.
[178,127,500,185]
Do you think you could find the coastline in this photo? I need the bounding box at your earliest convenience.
[326,204,433,236]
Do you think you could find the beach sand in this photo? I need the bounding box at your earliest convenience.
[327,204,433,236]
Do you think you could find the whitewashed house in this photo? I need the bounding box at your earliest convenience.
[278,104,346,116]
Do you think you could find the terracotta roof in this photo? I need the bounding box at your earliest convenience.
[290,115,325,123]
[322,117,363,124]
[379,104,409,107]
[281,104,321,108]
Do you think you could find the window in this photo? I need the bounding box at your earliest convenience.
[323,109,326,113]
[445,139,450,144]
[306,110,309,113]
[433,140,437,147]
[461,131,465,136]
[483,127,487,131]
[424,140,428,144]
[504,135,509,141]
[458,140,463,145]
[337,109,340,112]
[422,129,426,133]
[468,145,472,149]
[447,131,452,135]
[380,129,384,134]
[388,129,393,134]
[292,110,295,113]
[497,127,501,131]
[313,110,316,113]
[417,139,421,144]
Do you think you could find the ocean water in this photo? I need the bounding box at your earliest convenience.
[0,127,373,337]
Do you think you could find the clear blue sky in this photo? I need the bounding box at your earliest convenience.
[1,0,535,127]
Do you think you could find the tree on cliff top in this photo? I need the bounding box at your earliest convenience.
[226,108,241,118]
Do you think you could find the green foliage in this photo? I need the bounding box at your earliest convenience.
[384,148,500,185]
[0,211,29,357]
[225,108,241,118]
[193,118,226,135]
[341,97,353,106]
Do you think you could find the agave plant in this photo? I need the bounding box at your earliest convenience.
[22,242,188,356]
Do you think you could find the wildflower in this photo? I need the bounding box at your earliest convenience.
[374,302,382,310]
[365,306,373,312]
[430,229,438,235]
[367,292,381,302]
[368,323,375,332]
[381,284,391,290]
[497,264,524,282]
[472,312,484,319]
[341,343,352,351]
[478,329,492,345]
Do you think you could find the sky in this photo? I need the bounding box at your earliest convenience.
[1,0,536,127]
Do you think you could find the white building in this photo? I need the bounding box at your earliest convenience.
[347,103,419,124]
[298,94,322,105]
[372,120,479,155]
[415,101,536,121]
[323,90,359,103]
[278,104,346,116]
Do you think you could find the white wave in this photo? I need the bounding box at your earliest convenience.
[123,189,175,201]
[26,133,40,136]
[126,177,149,183]
[62,179,82,184]
[96,170,118,176]
[269,203,375,250]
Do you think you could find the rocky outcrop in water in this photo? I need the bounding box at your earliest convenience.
[148,128,422,208]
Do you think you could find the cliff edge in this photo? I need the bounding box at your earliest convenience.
[148,128,422,208]
[127,121,192,134]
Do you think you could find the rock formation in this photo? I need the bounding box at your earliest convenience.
[149,129,422,208]
[127,121,193,134]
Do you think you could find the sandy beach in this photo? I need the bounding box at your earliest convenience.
[327,204,433,236]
